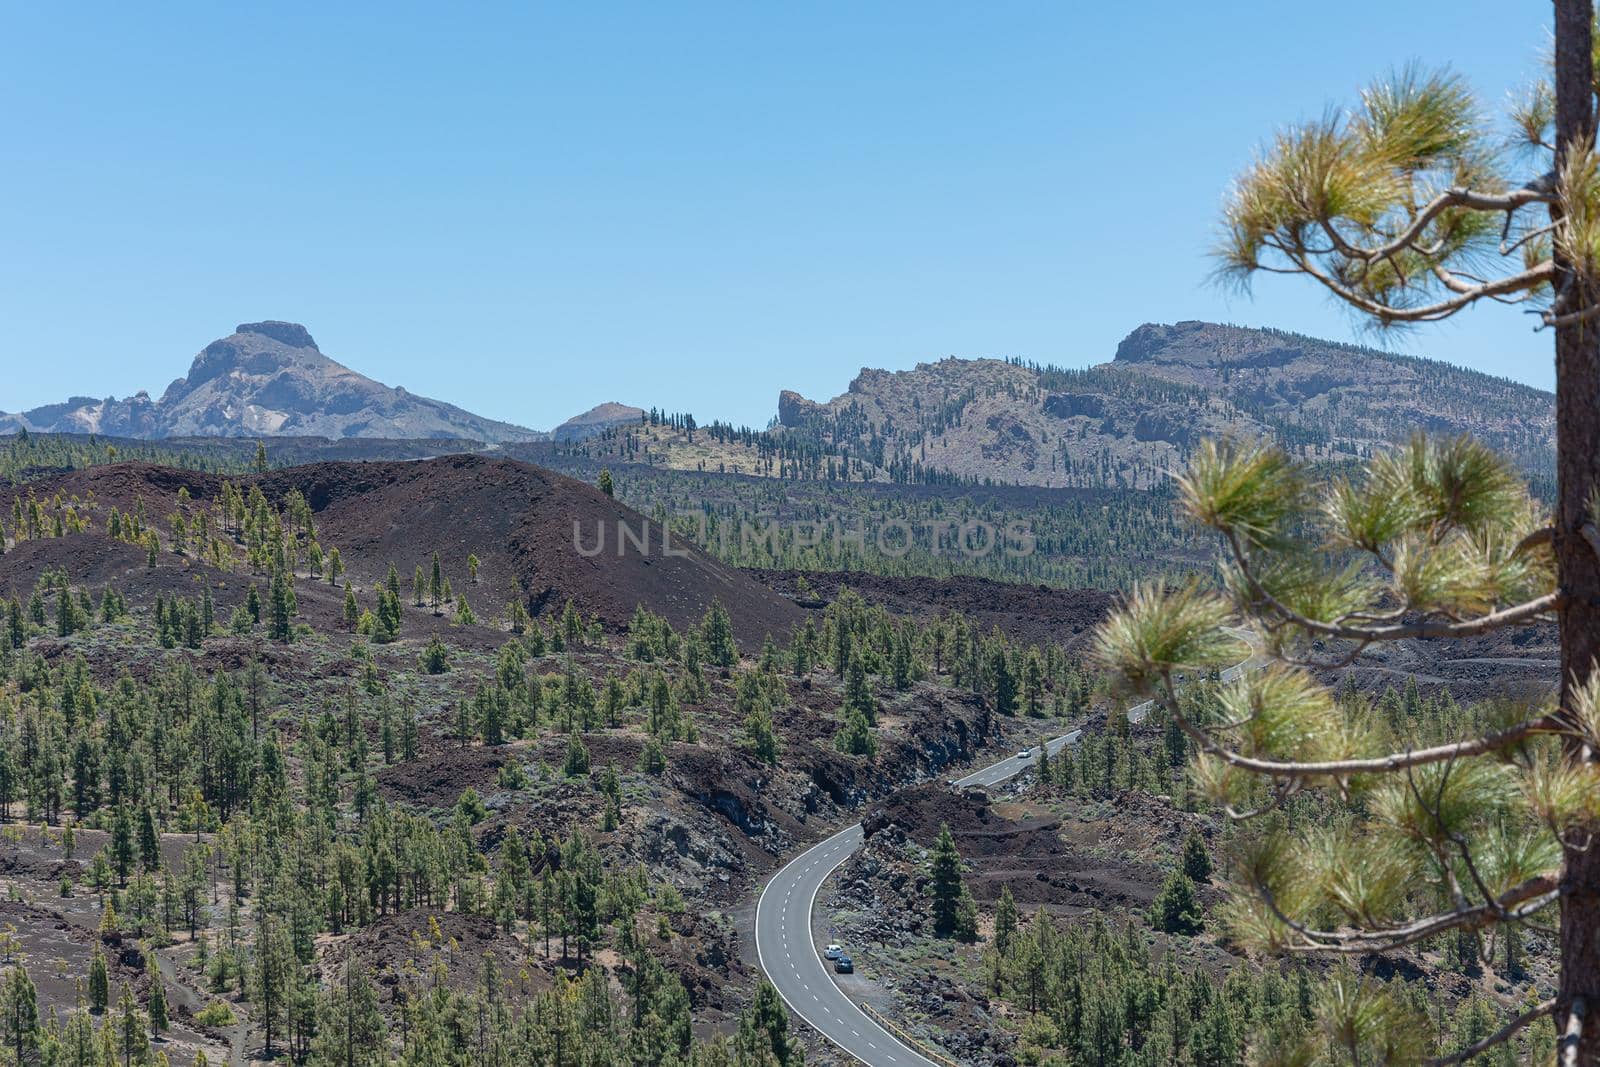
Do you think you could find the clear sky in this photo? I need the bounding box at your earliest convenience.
[0,2,1560,431]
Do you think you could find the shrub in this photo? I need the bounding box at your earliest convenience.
[419,636,451,674]
[195,1000,236,1027]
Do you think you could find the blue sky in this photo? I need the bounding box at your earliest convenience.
[0,3,1558,430]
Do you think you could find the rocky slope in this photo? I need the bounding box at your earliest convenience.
[550,401,646,442]
[1,321,545,442]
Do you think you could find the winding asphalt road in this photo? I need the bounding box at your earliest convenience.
[755,641,1258,1066]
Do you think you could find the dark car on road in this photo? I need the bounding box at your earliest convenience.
[834,955,854,974]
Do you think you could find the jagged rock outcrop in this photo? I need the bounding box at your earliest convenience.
[777,389,823,427]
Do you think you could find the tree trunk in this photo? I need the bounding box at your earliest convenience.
[1554,1,1600,1061]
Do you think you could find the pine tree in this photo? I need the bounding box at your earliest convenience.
[929,822,973,939]
[481,689,505,746]
[833,709,876,759]
[148,979,168,1036]
[1158,9,1600,1052]
[251,920,294,1056]
[117,983,148,1067]
[138,807,160,871]
[700,602,737,668]
[993,885,1019,956]
[891,626,914,690]
[564,733,590,778]
[844,651,876,725]
[312,961,384,1067]
[267,567,293,643]
[1181,830,1212,884]
[1150,869,1203,935]
[1022,649,1045,716]
[419,636,450,675]
[111,805,134,884]
[1,964,37,1065]
[598,469,614,497]
[989,645,1017,716]
[88,946,109,1013]
[639,736,666,774]
[745,699,779,766]
[740,979,798,1065]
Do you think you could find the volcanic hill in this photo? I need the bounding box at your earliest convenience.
[3,454,804,644]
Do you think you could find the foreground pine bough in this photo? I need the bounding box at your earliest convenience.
[1106,4,1600,1059]
[1094,434,1594,1067]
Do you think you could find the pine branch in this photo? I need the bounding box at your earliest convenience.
[1250,871,1559,954]
[1158,669,1558,778]
[1225,528,1560,642]
[1320,180,1555,265]
[1425,998,1554,1066]
[1285,253,1554,325]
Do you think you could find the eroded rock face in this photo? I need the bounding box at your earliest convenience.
[777,389,823,427]
[237,320,318,348]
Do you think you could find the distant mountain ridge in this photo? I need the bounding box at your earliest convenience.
[767,320,1553,488]
[0,322,643,445]
[6,319,1553,489]
[553,320,1552,490]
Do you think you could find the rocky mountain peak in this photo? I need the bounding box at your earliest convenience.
[236,321,318,349]
[3,320,543,443]
[550,402,646,442]
[1112,321,1212,363]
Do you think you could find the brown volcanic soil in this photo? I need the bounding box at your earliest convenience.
[858,782,1186,914]
[749,569,1113,651]
[5,456,805,646]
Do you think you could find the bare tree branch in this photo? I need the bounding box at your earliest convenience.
[1318,180,1555,264]
[1289,255,1554,325]
[1559,998,1587,1067]
[1511,526,1556,558]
